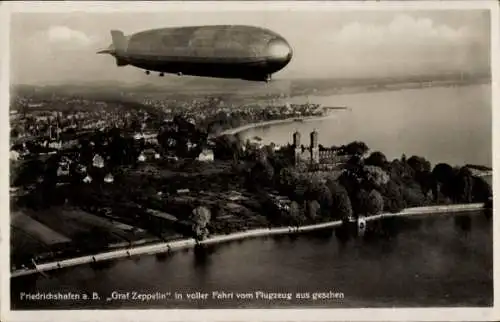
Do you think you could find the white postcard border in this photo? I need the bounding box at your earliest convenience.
[1,1,498,321]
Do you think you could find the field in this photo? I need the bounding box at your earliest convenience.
[23,208,133,247]
[10,226,53,266]
[11,212,71,245]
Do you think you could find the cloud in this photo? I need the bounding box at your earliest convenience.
[46,25,94,47]
[331,14,474,49]
[284,14,487,79]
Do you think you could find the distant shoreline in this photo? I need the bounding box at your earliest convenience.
[214,80,488,138]
[11,203,486,278]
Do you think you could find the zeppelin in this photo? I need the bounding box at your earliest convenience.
[97,25,293,82]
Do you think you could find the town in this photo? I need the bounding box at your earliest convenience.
[9,84,493,273]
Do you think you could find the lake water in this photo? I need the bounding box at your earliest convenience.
[240,84,492,167]
[10,84,493,309]
[11,212,493,309]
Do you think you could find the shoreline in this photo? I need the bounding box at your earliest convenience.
[216,112,339,137]
[11,203,486,278]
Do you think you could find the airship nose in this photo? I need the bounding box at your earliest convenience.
[265,37,293,70]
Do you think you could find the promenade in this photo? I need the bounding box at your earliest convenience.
[11,203,486,278]
[209,112,339,138]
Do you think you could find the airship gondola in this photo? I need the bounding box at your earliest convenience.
[97,25,293,82]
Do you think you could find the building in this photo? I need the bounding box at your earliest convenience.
[197,149,214,162]
[104,173,114,183]
[9,150,20,161]
[293,130,343,168]
[92,154,105,168]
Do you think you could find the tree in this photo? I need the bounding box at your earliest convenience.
[363,165,390,188]
[365,151,388,169]
[342,141,369,156]
[407,155,431,174]
[289,201,304,226]
[431,163,455,201]
[402,182,427,207]
[249,160,275,187]
[432,163,455,184]
[338,170,361,198]
[213,135,242,161]
[191,206,212,240]
[263,145,275,159]
[366,189,384,215]
[355,189,384,216]
[456,167,474,203]
[327,180,354,220]
[278,167,299,195]
[471,177,492,203]
[380,180,405,213]
[305,200,321,220]
[305,183,332,216]
[12,158,45,187]
[316,184,333,211]
[354,189,370,216]
[293,180,309,203]
[388,159,415,183]
[346,155,364,168]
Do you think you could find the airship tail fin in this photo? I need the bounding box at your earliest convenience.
[110,30,128,54]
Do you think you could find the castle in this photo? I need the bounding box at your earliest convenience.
[293,130,340,167]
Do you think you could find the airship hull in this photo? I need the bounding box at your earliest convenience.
[124,56,275,81]
[99,25,293,81]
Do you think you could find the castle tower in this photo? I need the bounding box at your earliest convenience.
[310,130,319,164]
[293,131,301,147]
[293,131,301,165]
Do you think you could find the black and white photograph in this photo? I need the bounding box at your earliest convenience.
[2,1,498,321]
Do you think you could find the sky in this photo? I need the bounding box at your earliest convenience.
[10,9,491,85]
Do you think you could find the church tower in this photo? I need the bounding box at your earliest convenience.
[293,131,301,165]
[310,130,319,164]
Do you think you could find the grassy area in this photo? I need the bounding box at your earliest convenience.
[55,207,155,243]
[10,226,53,266]
[23,208,127,247]
[11,212,71,245]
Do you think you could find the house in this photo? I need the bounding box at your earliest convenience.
[197,149,214,162]
[10,150,20,161]
[142,148,160,160]
[57,165,69,177]
[104,173,114,183]
[92,154,105,168]
[166,155,179,162]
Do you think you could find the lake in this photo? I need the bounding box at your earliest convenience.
[240,84,492,167]
[11,212,493,309]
